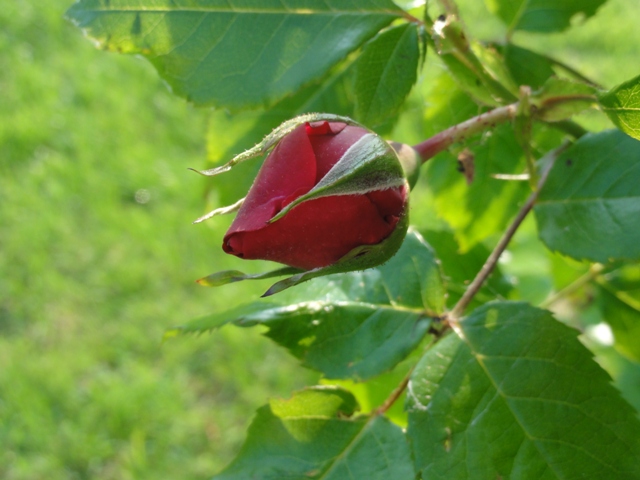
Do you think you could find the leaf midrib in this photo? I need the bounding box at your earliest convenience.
[74,7,404,16]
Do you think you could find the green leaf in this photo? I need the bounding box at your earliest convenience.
[438,54,501,107]
[535,129,640,262]
[484,0,607,33]
[471,42,519,98]
[203,58,362,205]
[599,285,640,362]
[533,77,598,122]
[407,301,640,479]
[271,386,359,418]
[214,387,414,479]
[433,17,516,106]
[323,347,422,427]
[427,123,529,251]
[503,44,554,89]
[354,23,420,129]
[603,263,640,301]
[599,73,640,140]
[421,229,513,308]
[171,230,444,380]
[66,0,404,109]
[420,73,480,138]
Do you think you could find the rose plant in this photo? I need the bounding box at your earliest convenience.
[67,0,640,478]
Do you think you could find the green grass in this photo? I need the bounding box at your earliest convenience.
[2,0,640,478]
[0,1,316,478]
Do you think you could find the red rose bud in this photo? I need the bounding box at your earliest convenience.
[222,120,409,270]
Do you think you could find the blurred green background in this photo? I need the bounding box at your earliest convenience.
[1,0,639,479]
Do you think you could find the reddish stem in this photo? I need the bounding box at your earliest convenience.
[412,104,518,163]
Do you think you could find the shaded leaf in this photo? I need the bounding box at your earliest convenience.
[599,284,640,362]
[471,42,519,97]
[407,301,640,480]
[432,16,516,106]
[170,230,444,380]
[204,58,362,205]
[503,43,554,89]
[354,23,420,129]
[535,129,640,262]
[533,77,598,122]
[213,387,414,479]
[421,229,513,308]
[420,73,480,138]
[323,346,424,427]
[66,0,404,109]
[484,0,607,33]
[603,263,640,301]
[599,73,640,140]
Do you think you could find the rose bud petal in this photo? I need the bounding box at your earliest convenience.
[222,120,409,270]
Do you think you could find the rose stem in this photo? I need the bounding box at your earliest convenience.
[447,142,569,322]
[412,104,518,163]
[372,143,568,416]
[411,93,592,164]
[374,369,412,415]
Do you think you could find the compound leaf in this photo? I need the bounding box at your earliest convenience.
[535,129,640,262]
[407,301,640,479]
[169,230,444,380]
[354,23,420,129]
[66,0,404,108]
[484,0,607,33]
[214,387,414,479]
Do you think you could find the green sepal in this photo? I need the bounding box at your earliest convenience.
[389,142,421,190]
[269,133,406,223]
[193,113,365,177]
[192,197,245,224]
[196,266,303,287]
[263,205,410,296]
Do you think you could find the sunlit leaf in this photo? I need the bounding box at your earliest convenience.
[599,284,640,362]
[213,387,414,479]
[170,230,445,380]
[354,23,420,129]
[66,0,404,108]
[535,129,640,262]
[407,301,640,479]
[533,77,598,122]
[599,73,640,140]
[484,0,607,33]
